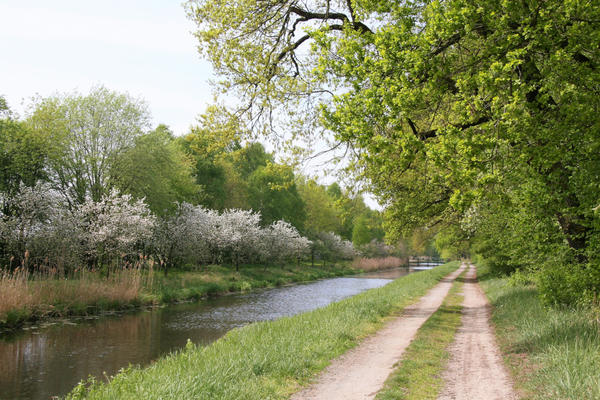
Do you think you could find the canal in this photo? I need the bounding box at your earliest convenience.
[0,267,424,399]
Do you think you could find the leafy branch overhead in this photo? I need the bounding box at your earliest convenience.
[186,0,374,131]
[188,0,600,305]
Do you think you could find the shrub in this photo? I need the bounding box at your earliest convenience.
[537,262,600,306]
[1,186,351,275]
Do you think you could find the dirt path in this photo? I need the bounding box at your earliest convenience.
[290,264,467,400]
[437,264,517,400]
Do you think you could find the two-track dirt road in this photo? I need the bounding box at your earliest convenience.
[291,263,517,400]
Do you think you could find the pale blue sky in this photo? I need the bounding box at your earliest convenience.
[0,0,213,135]
[0,0,382,208]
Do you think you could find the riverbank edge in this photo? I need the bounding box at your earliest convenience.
[375,271,465,400]
[477,263,600,399]
[65,262,460,399]
[0,262,392,332]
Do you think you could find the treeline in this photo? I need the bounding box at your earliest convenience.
[0,87,388,273]
[0,187,352,274]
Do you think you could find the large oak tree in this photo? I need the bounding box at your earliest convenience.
[187,0,600,302]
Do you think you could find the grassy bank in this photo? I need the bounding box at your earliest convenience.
[66,262,460,399]
[150,263,356,303]
[0,262,357,330]
[478,264,600,399]
[376,274,464,400]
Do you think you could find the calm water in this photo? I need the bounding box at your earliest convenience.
[0,268,420,400]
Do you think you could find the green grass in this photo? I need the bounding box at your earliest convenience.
[149,262,356,303]
[66,262,460,399]
[376,273,464,400]
[478,264,600,400]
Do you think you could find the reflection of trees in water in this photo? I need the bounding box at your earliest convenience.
[357,269,411,280]
[0,311,161,399]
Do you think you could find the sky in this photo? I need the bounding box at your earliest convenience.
[0,0,212,135]
[0,0,382,209]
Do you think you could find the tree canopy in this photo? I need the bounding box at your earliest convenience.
[28,86,151,206]
[188,0,600,304]
[1,87,389,275]
[110,124,204,215]
[0,103,49,209]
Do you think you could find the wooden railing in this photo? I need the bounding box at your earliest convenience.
[407,257,447,268]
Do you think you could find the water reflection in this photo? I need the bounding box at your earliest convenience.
[0,268,419,399]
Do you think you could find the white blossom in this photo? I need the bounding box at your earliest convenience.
[263,220,311,263]
[74,190,155,261]
[317,231,357,260]
[153,202,214,266]
[1,184,322,271]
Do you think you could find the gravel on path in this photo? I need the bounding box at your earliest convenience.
[437,264,518,400]
[290,264,467,400]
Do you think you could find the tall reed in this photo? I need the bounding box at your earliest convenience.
[0,260,152,325]
[0,267,35,317]
[352,256,407,271]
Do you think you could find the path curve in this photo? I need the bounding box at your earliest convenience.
[290,263,466,400]
[437,264,517,400]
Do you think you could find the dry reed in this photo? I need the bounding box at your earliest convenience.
[0,268,35,317]
[0,262,152,323]
[352,256,407,271]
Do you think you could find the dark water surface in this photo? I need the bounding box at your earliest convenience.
[0,268,420,399]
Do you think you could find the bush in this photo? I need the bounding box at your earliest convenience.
[358,239,396,258]
[537,263,600,306]
[507,268,536,287]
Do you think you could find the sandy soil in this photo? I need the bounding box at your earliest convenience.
[437,264,517,400]
[290,264,467,400]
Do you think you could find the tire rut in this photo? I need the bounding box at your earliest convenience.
[437,264,517,400]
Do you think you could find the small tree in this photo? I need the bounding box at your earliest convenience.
[263,220,311,266]
[317,231,357,265]
[152,203,213,274]
[216,209,262,270]
[74,190,155,270]
[0,183,62,269]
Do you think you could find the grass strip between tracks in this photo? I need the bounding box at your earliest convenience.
[478,263,600,400]
[66,261,460,400]
[375,271,465,400]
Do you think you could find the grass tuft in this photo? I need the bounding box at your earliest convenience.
[352,257,407,271]
[0,267,145,327]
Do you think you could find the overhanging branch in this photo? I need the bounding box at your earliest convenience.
[409,115,491,140]
[289,6,373,34]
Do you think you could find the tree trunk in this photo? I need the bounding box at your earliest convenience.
[556,213,589,263]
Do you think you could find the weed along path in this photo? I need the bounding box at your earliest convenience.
[437,264,517,400]
[290,263,467,400]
